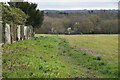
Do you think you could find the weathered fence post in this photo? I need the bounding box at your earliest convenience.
[27,26,29,39]
[29,26,33,39]
[5,24,11,44]
[24,26,28,40]
[20,25,24,40]
[11,23,18,43]
[17,25,21,41]
[0,21,2,44]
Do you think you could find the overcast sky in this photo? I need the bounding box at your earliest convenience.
[1,0,119,10]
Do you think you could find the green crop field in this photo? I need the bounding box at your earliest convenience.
[2,34,118,78]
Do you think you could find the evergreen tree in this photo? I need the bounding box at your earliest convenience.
[8,2,44,28]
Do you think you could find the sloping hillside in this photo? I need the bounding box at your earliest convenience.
[2,34,118,78]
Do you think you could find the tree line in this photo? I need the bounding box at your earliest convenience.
[35,10,118,34]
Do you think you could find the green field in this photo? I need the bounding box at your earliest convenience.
[2,34,118,78]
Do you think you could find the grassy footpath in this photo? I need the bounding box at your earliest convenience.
[2,34,118,78]
[59,35,118,63]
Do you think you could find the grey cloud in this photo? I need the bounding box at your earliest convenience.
[38,2,118,10]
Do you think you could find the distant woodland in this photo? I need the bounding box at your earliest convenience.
[35,10,118,34]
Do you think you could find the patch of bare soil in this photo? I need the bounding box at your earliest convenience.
[74,46,104,56]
